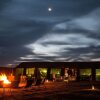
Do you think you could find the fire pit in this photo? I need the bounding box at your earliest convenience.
[0,74,11,87]
[0,73,12,96]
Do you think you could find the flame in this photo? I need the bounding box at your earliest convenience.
[0,74,11,84]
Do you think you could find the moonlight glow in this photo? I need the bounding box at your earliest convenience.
[48,7,52,11]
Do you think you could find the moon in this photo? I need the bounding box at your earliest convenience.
[48,7,52,12]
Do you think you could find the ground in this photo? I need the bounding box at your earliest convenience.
[0,81,100,100]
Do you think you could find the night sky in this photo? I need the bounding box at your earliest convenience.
[0,0,100,67]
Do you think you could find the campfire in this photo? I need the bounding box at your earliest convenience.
[0,73,11,84]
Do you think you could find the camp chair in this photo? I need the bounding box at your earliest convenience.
[11,77,33,88]
[34,79,41,86]
[25,79,34,88]
[34,78,46,89]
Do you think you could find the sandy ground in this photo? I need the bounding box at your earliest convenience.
[0,81,100,100]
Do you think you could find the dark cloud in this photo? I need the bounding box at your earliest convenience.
[0,0,100,66]
[0,20,53,45]
[0,0,11,10]
[64,45,100,61]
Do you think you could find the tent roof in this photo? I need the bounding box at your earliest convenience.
[16,62,100,68]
